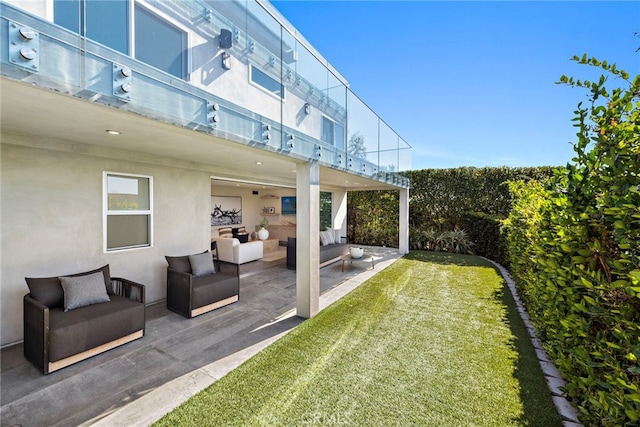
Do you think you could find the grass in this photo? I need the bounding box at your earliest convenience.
[155,251,562,426]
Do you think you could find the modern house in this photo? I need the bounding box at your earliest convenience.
[0,0,411,347]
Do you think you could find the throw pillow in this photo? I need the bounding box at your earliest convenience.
[25,264,112,308]
[59,271,111,312]
[25,276,64,308]
[320,230,335,246]
[165,255,192,274]
[189,251,216,276]
[218,227,233,238]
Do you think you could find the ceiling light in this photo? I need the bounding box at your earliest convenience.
[256,161,263,165]
[105,130,121,135]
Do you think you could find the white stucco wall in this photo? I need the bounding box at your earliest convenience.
[1,141,212,346]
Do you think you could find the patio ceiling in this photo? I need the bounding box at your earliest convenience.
[1,78,400,192]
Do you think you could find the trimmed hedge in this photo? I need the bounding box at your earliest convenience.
[503,57,640,425]
[347,167,553,257]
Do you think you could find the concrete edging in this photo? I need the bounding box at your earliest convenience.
[484,259,583,427]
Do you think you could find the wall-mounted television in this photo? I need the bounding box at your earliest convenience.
[281,196,296,215]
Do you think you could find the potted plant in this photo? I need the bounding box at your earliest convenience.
[258,217,269,240]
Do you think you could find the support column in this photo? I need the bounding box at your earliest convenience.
[296,161,320,318]
[399,187,409,254]
[332,190,347,242]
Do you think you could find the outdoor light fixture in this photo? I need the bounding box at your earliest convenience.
[105,130,121,135]
[286,134,295,149]
[316,145,322,158]
[304,103,311,115]
[221,52,231,70]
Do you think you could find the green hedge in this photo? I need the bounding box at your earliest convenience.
[460,212,507,265]
[503,57,640,425]
[347,167,553,255]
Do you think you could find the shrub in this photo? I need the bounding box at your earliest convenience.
[460,212,508,266]
[504,56,640,425]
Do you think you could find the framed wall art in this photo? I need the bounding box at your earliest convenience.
[211,196,242,226]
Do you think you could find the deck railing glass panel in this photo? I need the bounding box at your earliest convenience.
[1,0,411,186]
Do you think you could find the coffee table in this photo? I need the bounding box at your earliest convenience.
[341,253,375,272]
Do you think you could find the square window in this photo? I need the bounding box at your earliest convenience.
[104,173,153,251]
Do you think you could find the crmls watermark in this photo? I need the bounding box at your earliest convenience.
[301,411,353,425]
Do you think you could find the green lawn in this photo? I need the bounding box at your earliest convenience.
[155,251,562,426]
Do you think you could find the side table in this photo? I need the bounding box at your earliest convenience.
[341,253,375,272]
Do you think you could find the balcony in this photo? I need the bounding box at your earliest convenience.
[0,0,411,188]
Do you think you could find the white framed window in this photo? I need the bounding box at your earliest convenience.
[103,172,153,252]
[321,116,345,148]
[250,64,285,100]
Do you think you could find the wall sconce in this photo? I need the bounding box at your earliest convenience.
[221,52,231,70]
[304,103,311,115]
[219,28,232,49]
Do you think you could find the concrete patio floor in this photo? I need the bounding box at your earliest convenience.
[1,247,401,427]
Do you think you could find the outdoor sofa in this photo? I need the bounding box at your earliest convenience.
[165,250,239,318]
[24,265,146,374]
[286,230,348,270]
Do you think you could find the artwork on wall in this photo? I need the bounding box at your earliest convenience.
[281,196,296,215]
[211,196,242,226]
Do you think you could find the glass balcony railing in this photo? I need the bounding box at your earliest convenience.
[1,0,411,187]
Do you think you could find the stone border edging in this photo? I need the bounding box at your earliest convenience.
[484,259,583,427]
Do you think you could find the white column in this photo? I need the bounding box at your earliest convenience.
[399,187,409,254]
[296,162,320,318]
[332,190,347,243]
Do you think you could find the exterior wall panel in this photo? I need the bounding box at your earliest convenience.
[1,139,211,345]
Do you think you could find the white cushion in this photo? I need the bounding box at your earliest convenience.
[320,230,335,246]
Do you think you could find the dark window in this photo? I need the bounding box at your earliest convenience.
[54,0,129,54]
[135,4,187,79]
[250,65,284,99]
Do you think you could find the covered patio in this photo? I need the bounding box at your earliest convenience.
[1,247,401,427]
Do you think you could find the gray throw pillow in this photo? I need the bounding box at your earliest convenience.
[189,251,216,276]
[59,271,111,312]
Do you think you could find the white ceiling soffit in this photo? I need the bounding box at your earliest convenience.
[1,78,400,191]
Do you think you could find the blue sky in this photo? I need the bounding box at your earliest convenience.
[271,1,640,170]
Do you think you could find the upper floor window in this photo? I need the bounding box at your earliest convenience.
[250,65,285,99]
[54,0,129,54]
[322,116,345,148]
[104,172,153,252]
[54,0,188,80]
[135,4,188,79]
